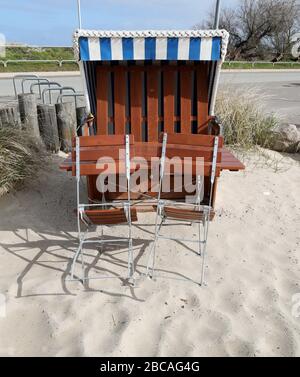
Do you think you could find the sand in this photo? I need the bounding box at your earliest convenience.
[0,151,299,357]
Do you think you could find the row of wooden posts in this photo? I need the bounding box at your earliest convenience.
[0,93,86,153]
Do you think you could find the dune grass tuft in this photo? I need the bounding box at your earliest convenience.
[216,88,278,149]
[0,126,47,197]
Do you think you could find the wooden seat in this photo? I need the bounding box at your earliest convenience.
[84,207,138,225]
[155,206,215,221]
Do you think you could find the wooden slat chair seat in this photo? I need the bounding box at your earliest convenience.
[84,207,138,225]
[155,206,215,222]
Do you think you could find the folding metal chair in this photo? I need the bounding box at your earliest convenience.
[146,133,220,286]
[70,134,137,284]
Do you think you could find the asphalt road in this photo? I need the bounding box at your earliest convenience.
[0,70,299,124]
[221,71,300,125]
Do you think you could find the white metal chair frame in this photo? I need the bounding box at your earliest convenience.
[147,133,219,286]
[70,135,135,283]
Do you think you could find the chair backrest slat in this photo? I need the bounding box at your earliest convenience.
[147,67,159,141]
[180,68,192,134]
[165,145,221,162]
[97,68,109,135]
[160,133,223,148]
[130,70,143,141]
[163,67,176,134]
[78,134,134,147]
[197,64,209,133]
[78,147,133,161]
[114,68,127,135]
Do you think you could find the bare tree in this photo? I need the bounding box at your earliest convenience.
[268,0,300,59]
[195,0,300,60]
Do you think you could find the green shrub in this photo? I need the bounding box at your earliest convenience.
[216,88,278,149]
[0,127,47,196]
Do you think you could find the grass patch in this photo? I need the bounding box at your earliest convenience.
[4,46,74,60]
[222,62,300,70]
[0,46,79,72]
[216,88,279,150]
[0,63,79,73]
[0,126,47,196]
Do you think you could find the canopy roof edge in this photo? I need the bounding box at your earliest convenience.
[73,29,229,62]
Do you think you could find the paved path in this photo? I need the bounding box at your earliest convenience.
[0,70,299,124]
[221,71,300,124]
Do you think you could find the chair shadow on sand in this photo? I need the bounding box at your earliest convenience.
[0,229,152,301]
[1,222,204,301]
[0,222,202,302]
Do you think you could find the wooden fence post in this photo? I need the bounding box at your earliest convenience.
[76,106,87,136]
[37,104,60,152]
[0,108,9,127]
[0,105,21,128]
[18,94,40,138]
[55,102,77,152]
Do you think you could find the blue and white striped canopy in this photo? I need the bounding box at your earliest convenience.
[74,30,229,62]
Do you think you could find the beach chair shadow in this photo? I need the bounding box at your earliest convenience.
[0,230,151,301]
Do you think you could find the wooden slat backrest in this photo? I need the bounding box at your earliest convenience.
[95,63,210,140]
[72,135,134,176]
[160,133,223,148]
[159,133,224,178]
[78,134,133,147]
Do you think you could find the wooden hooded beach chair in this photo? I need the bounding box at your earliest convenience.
[69,29,240,209]
[59,28,245,286]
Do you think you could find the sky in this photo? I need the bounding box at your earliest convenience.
[0,0,238,46]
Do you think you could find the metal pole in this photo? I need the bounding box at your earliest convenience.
[214,0,221,29]
[77,0,82,29]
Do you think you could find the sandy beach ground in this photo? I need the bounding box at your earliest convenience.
[0,151,299,357]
